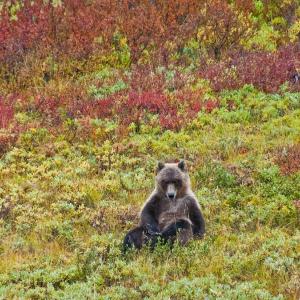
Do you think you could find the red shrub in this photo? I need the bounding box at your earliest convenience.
[118,91,168,127]
[0,0,204,66]
[117,0,203,64]
[201,44,300,93]
[60,0,117,58]
[3,88,219,132]
[120,0,254,64]
[115,87,218,130]
[86,97,115,120]
[176,89,219,115]
[198,0,253,60]
[0,97,15,128]
[0,0,52,64]
[159,111,184,131]
[275,144,300,175]
[127,91,168,113]
[294,200,300,211]
[3,0,248,67]
[35,96,61,115]
[130,65,166,92]
[205,99,220,113]
[0,0,117,65]
[3,0,295,77]
[0,122,28,155]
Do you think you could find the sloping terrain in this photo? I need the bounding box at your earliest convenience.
[0,1,300,299]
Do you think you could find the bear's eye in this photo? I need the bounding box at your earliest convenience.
[174,179,181,186]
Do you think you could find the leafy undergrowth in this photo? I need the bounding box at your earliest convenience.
[1,1,300,299]
[0,85,300,299]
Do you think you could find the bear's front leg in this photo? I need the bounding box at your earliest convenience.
[123,226,144,252]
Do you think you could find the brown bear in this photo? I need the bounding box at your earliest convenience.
[123,160,205,251]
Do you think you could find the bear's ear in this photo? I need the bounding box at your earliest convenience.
[156,161,165,173]
[178,160,186,171]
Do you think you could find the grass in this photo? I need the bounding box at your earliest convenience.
[0,85,299,299]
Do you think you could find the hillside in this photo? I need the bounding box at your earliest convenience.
[0,1,300,299]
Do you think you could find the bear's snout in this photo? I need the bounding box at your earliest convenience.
[166,184,176,200]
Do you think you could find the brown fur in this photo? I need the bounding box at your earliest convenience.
[123,161,205,251]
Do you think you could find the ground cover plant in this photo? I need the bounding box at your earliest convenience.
[0,0,300,299]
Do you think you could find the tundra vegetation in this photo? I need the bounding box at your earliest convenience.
[0,1,300,299]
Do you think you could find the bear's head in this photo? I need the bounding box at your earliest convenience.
[155,160,190,200]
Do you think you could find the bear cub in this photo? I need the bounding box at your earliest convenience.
[123,160,205,251]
